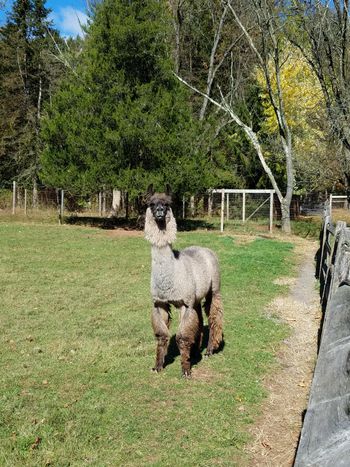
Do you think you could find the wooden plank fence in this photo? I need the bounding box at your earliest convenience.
[294,208,350,466]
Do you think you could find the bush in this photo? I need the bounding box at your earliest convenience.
[0,189,12,209]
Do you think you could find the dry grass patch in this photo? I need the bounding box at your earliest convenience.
[246,237,321,466]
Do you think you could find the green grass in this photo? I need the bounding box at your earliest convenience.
[0,223,295,466]
[291,216,322,239]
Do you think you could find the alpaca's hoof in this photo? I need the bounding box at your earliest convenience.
[151,366,163,373]
[205,350,213,358]
[182,369,191,379]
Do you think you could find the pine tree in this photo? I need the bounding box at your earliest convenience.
[41,0,203,197]
[0,0,61,188]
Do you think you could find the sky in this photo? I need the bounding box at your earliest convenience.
[0,0,89,37]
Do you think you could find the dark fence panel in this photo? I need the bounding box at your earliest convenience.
[294,215,350,466]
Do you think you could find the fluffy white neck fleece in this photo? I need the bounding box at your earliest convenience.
[144,207,177,248]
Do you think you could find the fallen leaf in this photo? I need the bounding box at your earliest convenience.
[261,440,272,450]
[30,437,42,450]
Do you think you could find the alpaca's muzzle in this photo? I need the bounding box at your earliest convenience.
[155,207,166,220]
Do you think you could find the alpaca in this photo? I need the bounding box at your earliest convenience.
[144,185,223,377]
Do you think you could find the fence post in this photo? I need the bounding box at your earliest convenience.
[98,192,102,216]
[208,191,212,217]
[269,192,274,232]
[60,189,64,224]
[12,181,16,215]
[226,193,229,220]
[220,189,224,232]
[24,189,27,216]
[182,196,185,219]
[328,221,347,296]
[242,192,246,222]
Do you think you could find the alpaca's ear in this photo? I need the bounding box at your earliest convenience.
[165,184,172,196]
[147,184,154,196]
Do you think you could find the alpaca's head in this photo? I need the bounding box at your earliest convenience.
[147,184,172,226]
[144,184,177,246]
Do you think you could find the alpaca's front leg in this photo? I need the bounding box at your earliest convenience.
[176,305,200,378]
[151,303,170,372]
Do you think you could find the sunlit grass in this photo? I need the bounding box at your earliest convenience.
[0,222,294,466]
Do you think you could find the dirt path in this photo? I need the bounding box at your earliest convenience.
[246,237,321,466]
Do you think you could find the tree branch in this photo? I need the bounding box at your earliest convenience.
[199,2,230,120]
[175,72,283,200]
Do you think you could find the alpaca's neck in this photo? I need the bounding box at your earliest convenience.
[144,207,179,301]
[144,207,177,248]
[151,243,175,263]
[151,243,176,300]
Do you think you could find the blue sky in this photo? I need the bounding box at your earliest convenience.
[0,0,89,37]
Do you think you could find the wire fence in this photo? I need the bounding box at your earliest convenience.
[1,184,122,219]
[211,189,275,231]
[2,182,336,231]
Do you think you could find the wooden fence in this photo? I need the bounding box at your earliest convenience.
[294,210,350,466]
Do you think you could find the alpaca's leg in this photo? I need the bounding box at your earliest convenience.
[176,305,200,377]
[204,290,212,317]
[194,302,203,352]
[152,303,171,372]
[205,291,223,356]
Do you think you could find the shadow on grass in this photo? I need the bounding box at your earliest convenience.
[164,325,225,370]
[65,215,215,232]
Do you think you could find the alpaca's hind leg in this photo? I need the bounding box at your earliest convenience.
[194,302,203,352]
[152,303,171,372]
[205,291,223,356]
[176,305,200,377]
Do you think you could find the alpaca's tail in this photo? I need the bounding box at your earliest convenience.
[205,291,223,355]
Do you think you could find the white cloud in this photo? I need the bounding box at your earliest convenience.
[52,6,88,37]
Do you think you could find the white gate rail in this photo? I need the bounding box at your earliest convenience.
[211,189,275,232]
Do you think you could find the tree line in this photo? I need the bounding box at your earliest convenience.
[1,0,349,231]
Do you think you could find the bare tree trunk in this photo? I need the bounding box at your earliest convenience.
[280,199,291,234]
[199,3,229,120]
[169,0,183,74]
[102,189,106,216]
[33,179,38,208]
[125,191,129,219]
[37,72,42,122]
[190,195,195,217]
[110,189,121,216]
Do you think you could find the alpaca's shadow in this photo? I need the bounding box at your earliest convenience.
[164,325,225,369]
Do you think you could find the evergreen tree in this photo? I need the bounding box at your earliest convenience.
[0,0,61,188]
[40,0,215,198]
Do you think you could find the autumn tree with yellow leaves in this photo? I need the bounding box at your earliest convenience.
[256,46,342,194]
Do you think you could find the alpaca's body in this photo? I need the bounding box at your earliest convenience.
[144,187,223,377]
[150,245,220,306]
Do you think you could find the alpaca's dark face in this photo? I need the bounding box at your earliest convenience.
[148,193,172,222]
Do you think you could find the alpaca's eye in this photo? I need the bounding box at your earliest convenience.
[165,203,169,208]
[150,203,155,208]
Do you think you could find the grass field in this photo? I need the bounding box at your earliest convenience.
[0,222,295,466]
